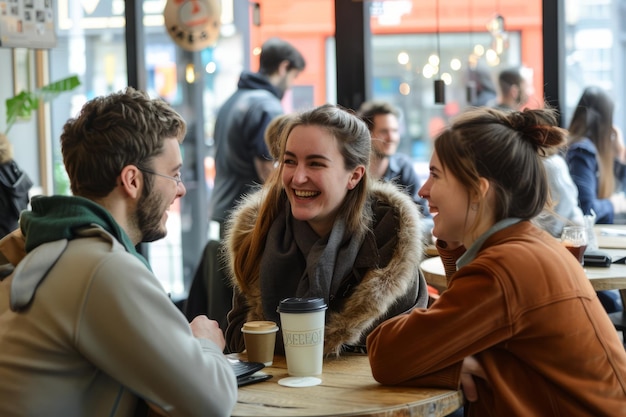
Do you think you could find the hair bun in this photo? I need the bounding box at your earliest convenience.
[505,109,566,153]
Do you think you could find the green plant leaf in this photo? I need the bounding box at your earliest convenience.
[37,75,81,103]
[5,75,81,136]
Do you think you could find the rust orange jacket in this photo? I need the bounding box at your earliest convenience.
[367,221,626,416]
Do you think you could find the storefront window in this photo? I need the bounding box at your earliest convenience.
[370,31,522,163]
[367,0,543,178]
[562,0,623,129]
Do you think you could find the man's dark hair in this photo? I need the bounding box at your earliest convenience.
[258,37,306,75]
[498,67,523,96]
[356,100,400,132]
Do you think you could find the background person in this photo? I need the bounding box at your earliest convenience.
[494,66,534,111]
[566,86,626,313]
[0,133,33,239]
[224,104,428,357]
[356,100,427,211]
[566,86,626,224]
[183,113,296,329]
[465,63,497,108]
[367,107,626,416]
[357,100,434,245]
[532,144,585,237]
[209,37,306,237]
[0,87,237,417]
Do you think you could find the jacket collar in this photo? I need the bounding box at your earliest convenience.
[458,218,523,269]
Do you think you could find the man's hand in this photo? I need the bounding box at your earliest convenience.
[189,315,226,350]
[460,356,487,402]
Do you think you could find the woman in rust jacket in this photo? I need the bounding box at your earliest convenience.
[367,107,626,416]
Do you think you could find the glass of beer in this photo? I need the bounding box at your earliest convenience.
[561,226,588,265]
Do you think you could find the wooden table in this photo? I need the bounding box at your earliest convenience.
[425,244,439,257]
[595,225,626,249]
[422,225,626,292]
[420,250,626,292]
[420,256,449,292]
[231,354,463,417]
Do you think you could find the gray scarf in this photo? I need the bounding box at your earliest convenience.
[259,201,364,323]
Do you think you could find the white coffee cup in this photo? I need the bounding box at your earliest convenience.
[277,297,328,376]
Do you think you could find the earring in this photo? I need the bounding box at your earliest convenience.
[470,203,479,211]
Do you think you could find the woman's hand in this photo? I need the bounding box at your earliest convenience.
[460,356,487,402]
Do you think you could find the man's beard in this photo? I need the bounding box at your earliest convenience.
[275,75,288,99]
[372,146,391,159]
[135,185,167,243]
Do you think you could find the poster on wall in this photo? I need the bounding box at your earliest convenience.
[0,0,57,48]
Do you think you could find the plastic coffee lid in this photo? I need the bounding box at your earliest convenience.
[277,297,328,313]
[278,376,322,388]
[241,321,278,333]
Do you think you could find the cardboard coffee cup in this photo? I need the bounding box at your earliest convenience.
[277,297,328,376]
[241,321,279,366]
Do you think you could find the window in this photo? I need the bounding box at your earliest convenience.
[563,0,624,128]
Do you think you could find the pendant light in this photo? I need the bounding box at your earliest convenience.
[433,0,445,104]
[486,0,507,57]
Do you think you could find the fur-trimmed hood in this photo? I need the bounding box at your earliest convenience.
[224,180,428,356]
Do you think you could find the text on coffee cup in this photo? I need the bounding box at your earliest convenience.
[284,330,323,347]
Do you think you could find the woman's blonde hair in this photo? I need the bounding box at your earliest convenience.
[264,113,293,160]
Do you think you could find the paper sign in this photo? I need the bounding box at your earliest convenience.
[163,0,220,51]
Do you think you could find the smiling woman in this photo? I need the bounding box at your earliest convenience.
[223,104,429,357]
[281,123,365,237]
[367,107,626,417]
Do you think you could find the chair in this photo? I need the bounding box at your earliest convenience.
[184,240,233,332]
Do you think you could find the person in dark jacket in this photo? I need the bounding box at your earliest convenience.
[566,86,626,224]
[209,37,305,236]
[186,39,305,328]
[357,100,426,209]
[0,133,32,239]
[565,87,626,313]
[494,66,534,111]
